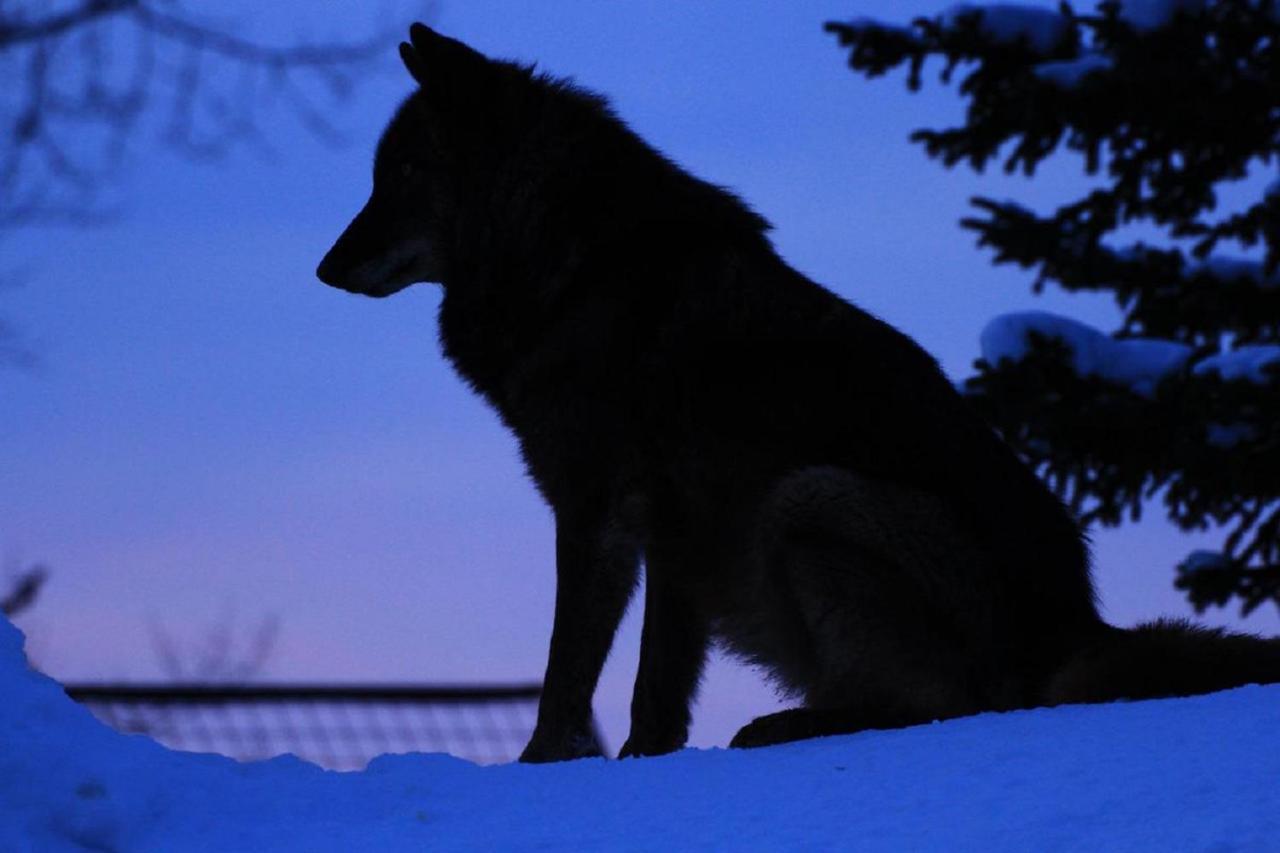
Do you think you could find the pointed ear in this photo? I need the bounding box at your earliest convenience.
[399,41,427,85]
[403,23,488,89]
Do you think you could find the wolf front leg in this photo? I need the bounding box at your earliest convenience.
[618,562,709,758]
[519,514,639,763]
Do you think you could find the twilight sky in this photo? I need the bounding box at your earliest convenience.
[3,0,1276,750]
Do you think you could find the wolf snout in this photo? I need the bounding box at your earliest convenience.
[315,253,382,296]
[316,204,375,292]
[316,256,368,296]
[315,241,419,298]
[315,253,342,287]
[315,240,376,295]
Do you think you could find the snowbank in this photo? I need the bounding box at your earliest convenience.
[4,617,1280,850]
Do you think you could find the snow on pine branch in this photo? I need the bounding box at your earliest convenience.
[834,2,1280,616]
[1179,549,1231,575]
[842,16,917,39]
[940,1,1268,90]
[980,312,1280,449]
[1193,345,1280,383]
[1191,256,1280,288]
[980,311,1193,396]
[1033,52,1113,87]
[1116,0,1208,31]
[938,0,1208,55]
[982,311,1280,393]
[942,0,1219,41]
[940,4,1075,53]
[836,1,1276,96]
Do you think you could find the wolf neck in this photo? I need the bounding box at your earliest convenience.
[437,152,774,406]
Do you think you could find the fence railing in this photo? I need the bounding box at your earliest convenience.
[64,682,604,770]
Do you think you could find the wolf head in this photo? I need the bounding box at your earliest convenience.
[316,25,501,297]
[318,24,769,300]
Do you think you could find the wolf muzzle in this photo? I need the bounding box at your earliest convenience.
[317,203,416,298]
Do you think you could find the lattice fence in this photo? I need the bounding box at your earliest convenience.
[64,683,603,770]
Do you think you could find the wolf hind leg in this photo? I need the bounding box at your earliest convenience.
[732,467,1002,747]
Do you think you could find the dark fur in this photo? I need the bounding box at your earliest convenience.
[318,25,1280,761]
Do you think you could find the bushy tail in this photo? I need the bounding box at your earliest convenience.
[1045,618,1280,706]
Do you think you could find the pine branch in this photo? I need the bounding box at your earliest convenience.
[833,1,1280,613]
[963,199,1280,343]
[968,343,1280,614]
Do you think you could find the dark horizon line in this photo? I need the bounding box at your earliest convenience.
[63,681,543,704]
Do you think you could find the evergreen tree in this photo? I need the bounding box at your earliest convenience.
[827,1,1280,615]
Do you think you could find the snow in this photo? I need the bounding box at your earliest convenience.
[1034,52,1113,87]
[981,311,1192,395]
[5,617,1280,850]
[1193,255,1280,288]
[1115,0,1207,31]
[1206,422,1260,448]
[941,4,1073,54]
[1111,247,1278,288]
[1178,550,1231,575]
[1193,344,1280,384]
[980,313,1276,429]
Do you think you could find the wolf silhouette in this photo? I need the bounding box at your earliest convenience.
[317,24,1280,762]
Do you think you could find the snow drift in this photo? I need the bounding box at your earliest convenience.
[3,617,1280,851]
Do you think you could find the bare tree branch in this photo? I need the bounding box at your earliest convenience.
[0,0,137,49]
[0,0,429,366]
[1,564,47,617]
[148,609,281,682]
[132,5,394,68]
[0,0,423,227]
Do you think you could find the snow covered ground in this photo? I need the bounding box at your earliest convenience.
[4,617,1280,851]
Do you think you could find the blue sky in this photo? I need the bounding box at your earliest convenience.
[3,0,1275,749]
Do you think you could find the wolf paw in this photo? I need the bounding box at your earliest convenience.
[519,728,604,764]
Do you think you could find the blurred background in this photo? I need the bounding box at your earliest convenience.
[3,0,1276,755]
